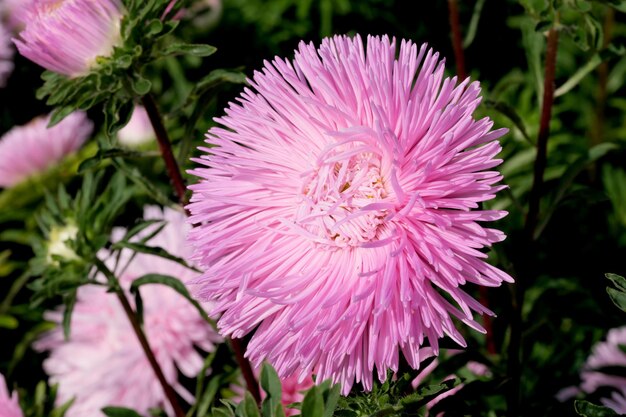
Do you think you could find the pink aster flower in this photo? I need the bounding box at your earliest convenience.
[578,326,626,413]
[1,0,32,31]
[117,105,155,148]
[0,374,23,417]
[36,206,222,417]
[0,22,13,87]
[187,34,512,394]
[0,112,92,188]
[13,0,123,77]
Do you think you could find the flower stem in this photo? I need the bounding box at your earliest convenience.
[139,92,262,403]
[95,259,186,417]
[141,93,188,205]
[231,338,262,404]
[525,27,559,239]
[447,0,467,80]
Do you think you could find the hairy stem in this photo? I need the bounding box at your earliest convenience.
[95,259,186,417]
[447,0,467,80]
[141,93,188,205]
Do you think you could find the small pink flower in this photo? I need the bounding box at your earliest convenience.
[117,106,155,147]
[0,112,92,188]
[13,0,123,77]
[0,374,23,417]
[579,326,626,413]
[187,34,512,394]
[36,207,222,417]
[0,22,14,87]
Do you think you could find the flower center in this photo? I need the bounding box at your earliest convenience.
[297,151,390,248]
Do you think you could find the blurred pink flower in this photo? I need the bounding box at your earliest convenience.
[0,22,14,87]
[13,0,123,77]
[1,0,32,31]
[36,206,222,417]
[117,105,155,148]
[579,326,626,413]
[0,112,92,188]
[0,374,23,417]
[187,34,512,394]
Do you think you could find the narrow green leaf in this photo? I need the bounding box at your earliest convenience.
[102,406,144,417]
[111,242,197,271]
[50,398,75,417]
[48,106,76,128]
[462,0,486,48]
[129,274,214,326]
[161,43,217,58]
[62,291,77,340]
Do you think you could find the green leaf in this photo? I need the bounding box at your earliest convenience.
[323,383,341,417]
[48,106,77,128]
[260,363,282,401]
[484,99,533,144]
[236,392,261,417]
[607,287,626,313]
[574,400,618,416]
[607,273,626,292]
[50,398,76,417]
[111,242,198,271]
[463,0,486,48]
[129,274,214,326]
[301,386,324,417]
[160,43,217,58]
[0,314,18,329]
[102,406,144,417]
[62,291,77,339]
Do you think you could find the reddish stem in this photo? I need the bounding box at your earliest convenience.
[231,338,262,404]
[141,93,188,205]
[447,0,467,80]
[96,259,186,417]
[525,27,559,238]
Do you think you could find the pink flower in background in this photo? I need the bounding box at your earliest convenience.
[36,207,222,417]
[187,34,511,394]
[0,374,23,417]
[13,0,123,77]
[117,105,155,148]
[0,112,92,188]
[1,0,32,31]
[0,22,13,87]
[578,326,626,413]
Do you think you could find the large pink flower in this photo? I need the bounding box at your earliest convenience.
[13,0,123,77]
[579,326,626,413]
[187,34,512,394]
[0,112,92,188]
[0,374,23,417]
[36,207,222,417]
